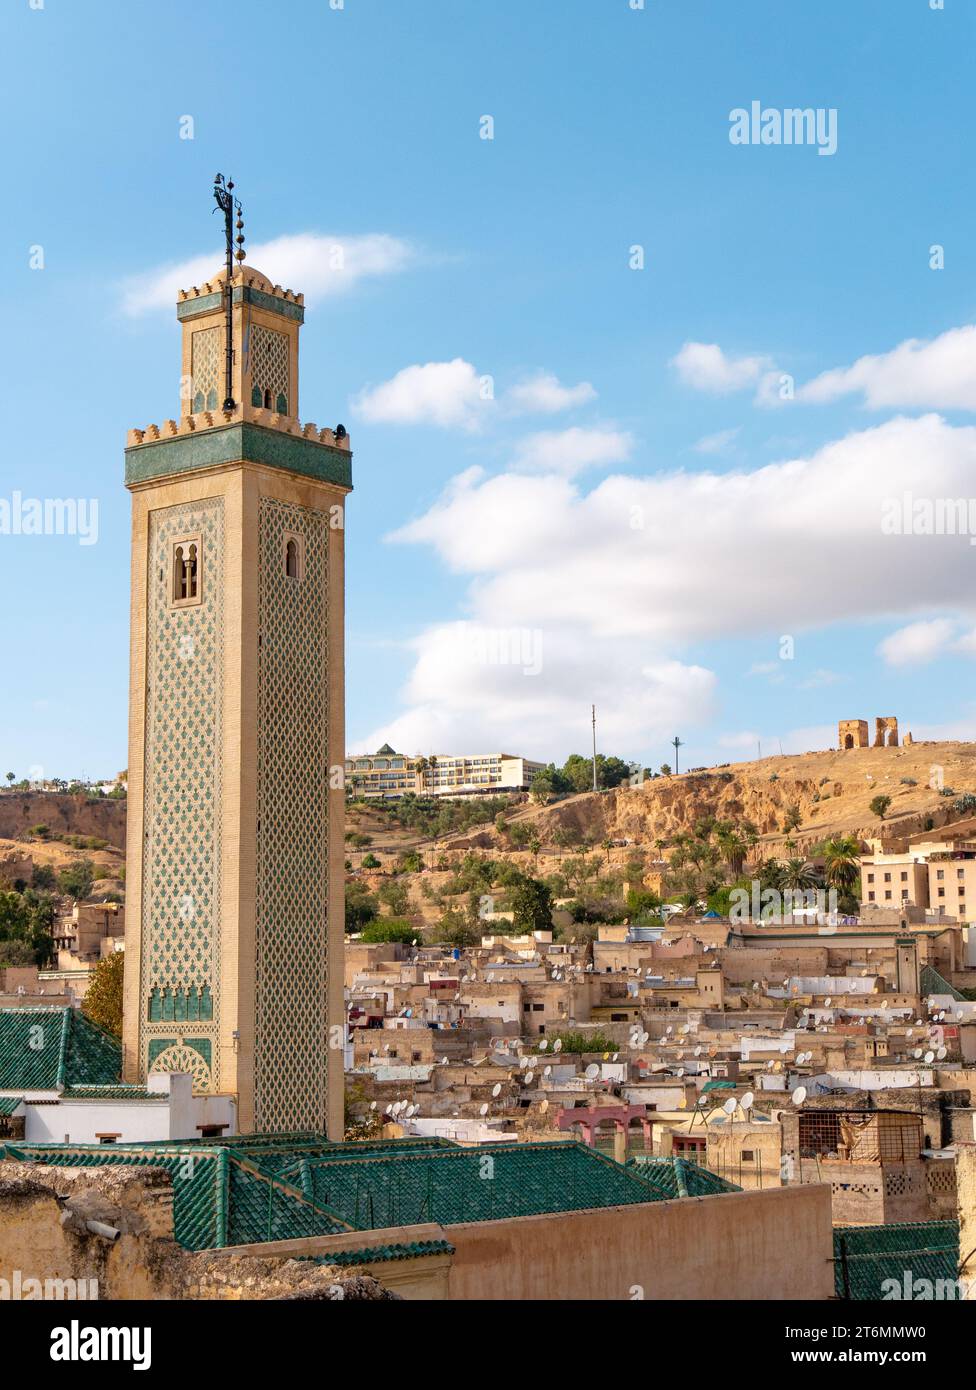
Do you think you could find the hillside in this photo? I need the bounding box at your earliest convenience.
[494,740,976,856]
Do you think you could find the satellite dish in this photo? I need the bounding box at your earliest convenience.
[540,1099,549,1113]
[723,1097,737,1115]
[924,1051,935,1065]
[524,1070,535,1084]
[937,1045,947,1060]
[406,1104,417,1117]
[680,1024,690,1035]
[553,1039,563,1053]
[675,1067,685,1077]
[741,1091,754,1111]
[519,1055,529,1070]
[913,1048,923,1059]
[880,1000,888,1010]
[694,1046,702,1057]
[385,1104,393,1116]
[491,1083,502,1098]
[543,1065,551,1077]
[585,1063,600,1079]
[824,997,832,1007]
[539,1039,549,1051]
[612,1053,619,1062]
[440,1057,448,1065]
[791,1085,807,1106]
[370,1100,377,1110]
[479,1103,489,1116]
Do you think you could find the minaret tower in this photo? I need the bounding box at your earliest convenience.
[121,178,351,1136]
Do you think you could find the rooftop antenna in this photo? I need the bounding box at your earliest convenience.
[212,173,246,411]
[591,704,598,792]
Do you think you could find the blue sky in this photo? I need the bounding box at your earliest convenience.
[2,0,976,780]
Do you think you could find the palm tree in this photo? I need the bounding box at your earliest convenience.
[781,858,819,892]
[821,836,861,893]
[716,829,747,877]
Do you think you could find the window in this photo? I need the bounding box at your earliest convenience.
[867,873,874,884]
[937,869,945,880]
[883,872,891,883]
[282,531,305,581]
[741,1150,755,1163]
[901,872,908,881]
[170,535,202,608]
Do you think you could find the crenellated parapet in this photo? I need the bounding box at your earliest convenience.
[127,403,350,451]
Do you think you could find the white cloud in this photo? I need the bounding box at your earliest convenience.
[351,358,489,430]
[366,414,976,755]
[122,232,414,316]
[506,372,597,414]
[671,342,773,394]
[693,427,740,455]
[512,426,634,477]
[798,325,976,410]
[878,618,958,667]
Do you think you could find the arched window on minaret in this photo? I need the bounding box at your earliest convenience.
[171,536,202,607]
[285,538,299,579]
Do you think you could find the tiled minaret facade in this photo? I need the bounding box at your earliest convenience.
[122,264,351,1137]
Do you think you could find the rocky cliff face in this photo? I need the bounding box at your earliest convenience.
[0,793,126,849]
[502,741,976,853]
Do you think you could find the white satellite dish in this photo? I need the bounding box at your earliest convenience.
[680,1024,690,1035]
[924,1051,935,1065]
[612,1053,619,1062]
[385,1104,393,1116]
[519,1055,529,1070]
[540,1099,549,1113]
[585,1063,600,1079]
[675,1067,685,1077]
[479,1103,489,1116]
[543,1065,552,1077]
[694,1046,702,1057]
[491,1083,502,1098]
[553,1039,563,1053]
[539,1039,549,1051]
[791,1085,807,1106]
[524,1070,535,1084]
[741,1091,754,1111]
[913,1048,922,1059]
[723,1097,737,1115]
[824,997,832,1007]
[937,1046,947,1060]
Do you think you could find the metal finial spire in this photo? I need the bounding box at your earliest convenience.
[212,174,244,411]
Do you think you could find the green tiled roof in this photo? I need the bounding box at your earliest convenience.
[3,1136,679,1251]
[627,1155,742,1197]
[919,965,966,1002]
[61,1086,160,1101]
[834,1220,959,1300]
[0,1095,24,1115]
[310,1239,454,1267]
[0,1007,121,1091]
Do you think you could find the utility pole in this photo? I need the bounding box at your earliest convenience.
[591,704,598,792]
[672,736,683,775]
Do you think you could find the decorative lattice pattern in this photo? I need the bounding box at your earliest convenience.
[834,1221,960,1300]
[254,499,330,1132]
[148,1043,212,1090]
[250,325,290,413]
[190,327,221,413]
[141,499,224,1091]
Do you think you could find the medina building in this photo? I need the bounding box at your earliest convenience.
[121,207,351,1137]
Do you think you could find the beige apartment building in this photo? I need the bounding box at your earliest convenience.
[346,746,545,798]
[861,816,976,924]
